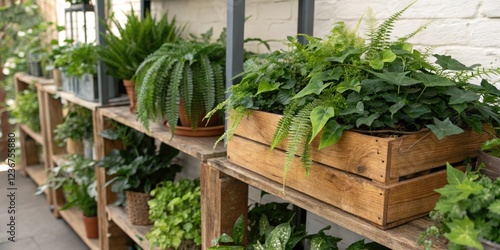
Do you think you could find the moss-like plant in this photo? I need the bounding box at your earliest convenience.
[98,8,183,80]
[135,39,226,135]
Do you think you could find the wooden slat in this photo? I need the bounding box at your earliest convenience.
[59,207,100,250]
[18,124,43,145]
[208,157,447,250]
[24,164,46,187]
[14,72,53,85]
[107,205,153,250]
[56,89,129,111]
[99,106,226,161]
[52,154,69,166]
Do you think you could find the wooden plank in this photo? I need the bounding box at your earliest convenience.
[14,72,53,85]
[227,136,386,226]
[24,164,46,187]
[18,124,43,145]
[201,163,248,249]
[36,83,52,206]
[42,90,65,156]
[52,154,69,166]
[99,106,226,161]
[59,207,100,250]
[107,205,153,250]
[56,89,128,111]
[208,157,447,250]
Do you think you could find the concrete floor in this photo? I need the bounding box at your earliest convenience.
[0,169,88,250]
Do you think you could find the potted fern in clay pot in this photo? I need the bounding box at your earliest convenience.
[207,4,500,228]
[98,8,182,113]
[135,38,226,137]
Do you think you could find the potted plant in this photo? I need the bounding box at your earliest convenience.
[99,122,182,225]
[146,179,202,250]
[135,37,226,137]
[477,136,500,180]
[207,4,500,227]
[419,163,500,250]
[98,8,182,113]
[54,104,93,157]
[9,86,40,132]
[46,38,73,88]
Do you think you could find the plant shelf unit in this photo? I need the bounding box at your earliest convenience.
[58,207,99,250]
[95,105,228,250]
[18,124,43,145]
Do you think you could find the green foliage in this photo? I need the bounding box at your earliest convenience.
[146,179,202,250]
[98,8,183,80]
[54,42,98,77]
[135,39,226,134]
[98,122,182,205]
[481,136,500,158]
[36,154,97,217]
[54,105,93,146]
[210,4,500,180]
[419,164,500,249]
[9,87,40,132]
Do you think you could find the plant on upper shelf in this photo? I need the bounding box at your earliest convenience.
[98,121,182,205]
[134,30,226,136]
[9,85,40,132]
[54,42,98,78]
[208,3,500,178]
[146,179,201,250]
[54,104,93,147]
[419,163,500,250]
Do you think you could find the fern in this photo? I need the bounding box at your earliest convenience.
[271,100,299,150]
[200,54,216,114]
[165,62,184,136]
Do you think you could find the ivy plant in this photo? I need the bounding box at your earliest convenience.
[146,179,202,250]
[209,3,500,181]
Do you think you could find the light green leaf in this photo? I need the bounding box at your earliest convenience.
[426,118,464,140]
[319,120,348,149]
[326,48,361,63]
[481,139,500,151]
[232,215,245,245]
[445,163,465,185]
[487,200,500,215]
[310,106,335,143]
[337,78,361,93]
[402,43,412,52]
[259,214,270,237]
[369,59,384,70]
[446,217,483,250]
[381,50,397,63]
[256,81,279,95]
[293,72,332,99]
[219,233,234,243]
[413,73,455,87]
[366,70,421,86]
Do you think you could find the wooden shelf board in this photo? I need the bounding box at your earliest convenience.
[15,72,54,85]
[25,164,46,186]
[52,154,69,166]
[19,124,43,145]
[99,106,226,161]
[58,207,99,250]
[207,157,447,250]
[106,205,154,250]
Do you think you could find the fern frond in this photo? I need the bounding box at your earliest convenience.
[200,55,216,113]
[165,62,184,136]
[301,131,313,176]
[271,100,299,150]
[212,63,226,110]
[190,65,205,129]
[180,63,193,125]
[397,21,431,43]
[212,106,248,150]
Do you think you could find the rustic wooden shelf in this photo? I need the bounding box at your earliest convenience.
[99,106,226,161]
[14,72,53,85]
[106,205,154,250]
[52,154,69,166]
[24,164,46,186]
[207,157,447,250]
[59,207,99,250]
[18,124,43,145]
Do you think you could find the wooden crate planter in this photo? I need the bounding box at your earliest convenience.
[227,110,491,229]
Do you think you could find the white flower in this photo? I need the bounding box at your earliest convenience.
[27,29,33,34]
[2,68,10,75]
[6,99,15,107]
[17,31,25,37]
[18,51,25,58]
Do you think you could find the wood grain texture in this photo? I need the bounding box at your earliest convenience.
[208,158,447,250]
[107,205,153,250]
[15,72,54,86]
[58,207,100,250]
[99,106,226,161]
[18,124,43,145]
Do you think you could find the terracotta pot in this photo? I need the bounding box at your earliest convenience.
[66,139,83,155]
[82,216,98,238]
[123,80,137,114]
[166,99,224,137]
[125,191,152,225]
[477,150,500,180]
[178,99,221,128]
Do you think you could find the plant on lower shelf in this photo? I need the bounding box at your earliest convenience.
[134,35,226,136]
[419,163,500,250]
[146,179,202,250]
[9,86,40,132]
[208,3,500,180]
[54,104,93,156]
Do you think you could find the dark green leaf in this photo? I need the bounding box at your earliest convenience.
[309,106,335,143]
[434,54,474,71]
[319,121,349,149]
[326,48,361,63]
[356,113,380,127]
[366,70,421,86]
[413,72,455,87]
[426,118,464,140]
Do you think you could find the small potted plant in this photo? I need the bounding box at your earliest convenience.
[477,136,500,180]
[98,8,182,113]
[98,122,182,225]
[419,163,500,250]
[135,36,226,137]
[54,104,93,157]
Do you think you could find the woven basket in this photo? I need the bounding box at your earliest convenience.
[125,191,152,225]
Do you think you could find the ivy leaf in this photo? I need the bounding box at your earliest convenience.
[481,139,500,151]
[445,217,483,250]
[389,98,406,118]
[366,70,421,86]
[445,163,465,185]
[326,47,361,63]
[293,72,332,99]
[232,215,245,245]
[256,81,279,95]
[480,79,500,97]
[356,113,380,128]
[434,54,474,71]
[337,78,361,93]
[402,43,412,52]
[426,117,464,140]
[488,200,500,215]
[381,49,396,63]
[339,101,364,115]
[319,121,350,149]
[446,89,480,104]
[310,106,335,143]
[413,73,455,87]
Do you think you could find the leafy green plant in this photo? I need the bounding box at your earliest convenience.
[9,87,40,132]
[98,8,183,80]
[419,164,500,250]
[146,179,202,250]
[209,4,500,180]
[98,122,182,205]
[54,104,93,146]
[135,38,226,134]
[480,136,500,158]
[54,42,98,77]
